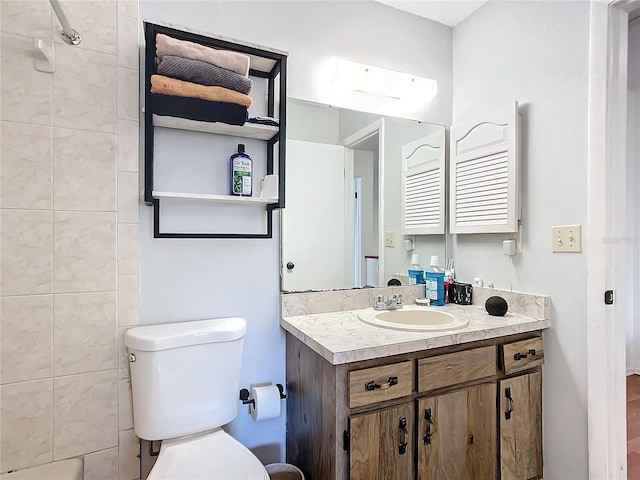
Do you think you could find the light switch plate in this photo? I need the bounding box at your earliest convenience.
[552,225,582,252]
[385,232,395,248]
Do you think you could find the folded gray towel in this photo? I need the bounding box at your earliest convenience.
[158,55,253,95]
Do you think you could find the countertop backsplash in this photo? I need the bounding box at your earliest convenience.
[281,285,549,320]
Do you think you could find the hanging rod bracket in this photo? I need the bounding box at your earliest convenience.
[49,0,81,46]
[60,28,81,46]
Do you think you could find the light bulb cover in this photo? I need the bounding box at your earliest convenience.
[330,58,437,101]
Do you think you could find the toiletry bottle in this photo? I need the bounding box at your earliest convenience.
[408,254,424,285]
[425,255,445,306]
[230,144,252,196]
[444,258,455,303]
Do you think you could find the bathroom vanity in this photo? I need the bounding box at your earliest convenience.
[280,288,549,480]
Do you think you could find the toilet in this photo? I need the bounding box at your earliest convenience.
[125,317,269,480]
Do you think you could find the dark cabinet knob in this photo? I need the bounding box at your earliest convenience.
[286,262,295,270]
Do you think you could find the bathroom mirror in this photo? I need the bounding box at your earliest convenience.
[281,98,446,293]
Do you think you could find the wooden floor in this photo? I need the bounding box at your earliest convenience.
[628,375,640,479]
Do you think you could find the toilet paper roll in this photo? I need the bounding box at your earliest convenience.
[250,385,282,421]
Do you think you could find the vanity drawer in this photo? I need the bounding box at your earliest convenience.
[417,346,497,393]
[502,337,544,375]
[349,361,413,408]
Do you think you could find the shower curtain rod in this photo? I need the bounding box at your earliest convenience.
[49,0,81,45]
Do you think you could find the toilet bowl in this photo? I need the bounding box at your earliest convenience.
[148,429,269,480]
[125,317,268,479]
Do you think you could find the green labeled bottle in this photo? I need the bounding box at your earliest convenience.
[230,144,252,196]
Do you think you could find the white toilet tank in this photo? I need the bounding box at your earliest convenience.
[125,317,246,441]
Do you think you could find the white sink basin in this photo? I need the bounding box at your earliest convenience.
[358,306,468,332]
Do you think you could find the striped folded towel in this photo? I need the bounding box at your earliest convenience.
[158,55,252,95]
[150,75,252,108]
[156,33,250,77]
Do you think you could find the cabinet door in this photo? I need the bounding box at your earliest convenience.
[417,383,496,480]
[350,402,414,480]
[449,101,520,234]
[500,371,543,480]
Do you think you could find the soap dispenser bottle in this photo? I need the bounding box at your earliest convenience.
[230,144,252,196]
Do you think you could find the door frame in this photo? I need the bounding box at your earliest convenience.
[587,1,639,478]
[354,176,363,287]
[343,118,386,287]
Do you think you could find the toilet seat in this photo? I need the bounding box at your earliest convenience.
[148,429,270,479]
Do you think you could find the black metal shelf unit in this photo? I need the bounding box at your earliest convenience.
[143,22,287,238]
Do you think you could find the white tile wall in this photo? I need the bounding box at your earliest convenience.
[0,0,51,39]
[117,120,140,173]
[117,172,140,223]
[117,0,139,19]
[53,211,117,293]
[0,379,53,472]
[118,378,134,431]
[52,46,117,133]
[118,14,139,69]
[118,275,140,327]
[53,370,118,459]
[1,209,53,296]
[84,448,119,480]
[0,33,52,125]
[1,295,53,384]
[53,128,117,212]
[117,327,133,380]
[0,121,52,209]
[53,292,117,376]
[117,223,139,276]
[0,2,140,477]
[117,67,139,122]
[118,429,140,480]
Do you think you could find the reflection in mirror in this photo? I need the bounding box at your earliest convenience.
[282,98,446,293]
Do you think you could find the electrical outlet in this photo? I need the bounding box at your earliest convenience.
[385,232,395,248]
[552,225,582,253]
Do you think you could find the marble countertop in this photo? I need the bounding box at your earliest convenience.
[280,304,550,365]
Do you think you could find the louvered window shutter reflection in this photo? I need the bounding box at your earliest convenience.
[450,102,520,234]
[401,131,445,235]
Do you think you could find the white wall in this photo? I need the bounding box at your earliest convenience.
[287,99,339,145]
[139,0,452,463]
[452,2,590,478]
[627,19,640,374]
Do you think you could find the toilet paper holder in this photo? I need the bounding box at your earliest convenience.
[239,383,287,407]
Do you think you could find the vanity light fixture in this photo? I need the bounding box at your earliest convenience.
[330,58,437,101]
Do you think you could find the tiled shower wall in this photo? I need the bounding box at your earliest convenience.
[0,1,140,478]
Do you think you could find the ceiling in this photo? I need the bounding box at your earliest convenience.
[375,1,487,26]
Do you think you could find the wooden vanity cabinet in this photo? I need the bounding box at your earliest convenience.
[285,332,545,480]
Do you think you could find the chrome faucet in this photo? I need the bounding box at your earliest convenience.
[373,294,404,311]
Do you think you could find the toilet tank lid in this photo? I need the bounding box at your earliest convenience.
[125,317,247,351]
